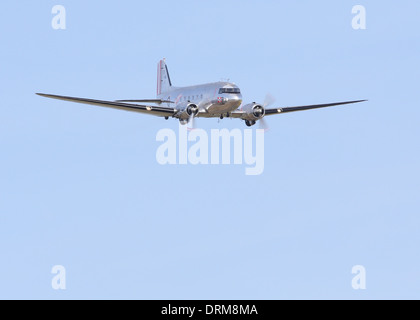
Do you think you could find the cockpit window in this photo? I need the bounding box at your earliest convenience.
[219,88,241,94]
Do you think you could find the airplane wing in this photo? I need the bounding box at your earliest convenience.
[115,99,174,104]
[36,93,177,118]
[264,100,367,116]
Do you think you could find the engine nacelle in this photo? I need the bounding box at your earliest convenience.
[241,103,265,120]
[177,102,199,120]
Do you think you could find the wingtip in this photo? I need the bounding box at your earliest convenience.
[351,99,368,104]
[36,93,57,99]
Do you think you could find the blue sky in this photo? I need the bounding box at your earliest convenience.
[0,1,419,299]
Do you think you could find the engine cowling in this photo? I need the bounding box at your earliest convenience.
[242,103,266,120]
[177,102,199,120]
[186,103,199,116]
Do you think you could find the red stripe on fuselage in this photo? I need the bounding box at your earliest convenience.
[160,60,162,95]
[156,64,158,96]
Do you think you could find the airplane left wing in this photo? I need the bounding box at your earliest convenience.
[230,100,366,120]
[36,93,177,118]
[264,100,367,116]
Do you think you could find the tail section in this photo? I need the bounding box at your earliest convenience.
[157,59,172,96]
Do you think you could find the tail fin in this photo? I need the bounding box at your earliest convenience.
[157,59,172,96]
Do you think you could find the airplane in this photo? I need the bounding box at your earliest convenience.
[37,59,366,128]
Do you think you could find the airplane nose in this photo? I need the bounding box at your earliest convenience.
[230,94,242,102]
[229,94,242,107]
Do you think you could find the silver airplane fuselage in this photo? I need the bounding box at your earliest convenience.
[157,81,243,119]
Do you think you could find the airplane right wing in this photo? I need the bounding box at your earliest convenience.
[115,99,174,104]
[36,93,177,118]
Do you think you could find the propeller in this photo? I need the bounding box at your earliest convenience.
[264,93,276,108]
[187,104,198,131]
[188,113,196,131]
[259,94,276,131]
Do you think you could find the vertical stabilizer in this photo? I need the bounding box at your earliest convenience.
[157,59,172,96]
